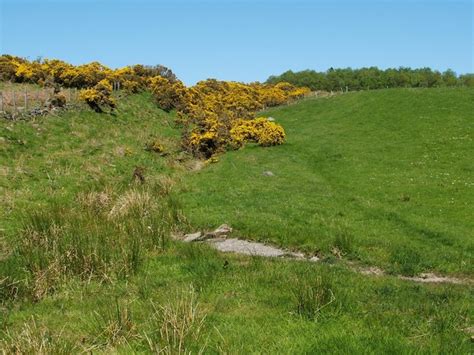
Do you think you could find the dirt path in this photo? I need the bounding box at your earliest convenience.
[178,225,472,286]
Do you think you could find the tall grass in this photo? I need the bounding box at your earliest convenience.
[89,299,138,349]
[0,318,77,354]
[293,275,336,321]
[0,184,180,303]
[144,287,208,354]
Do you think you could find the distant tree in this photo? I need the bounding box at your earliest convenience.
[442,69,458,86]
[459,73,474,87]
[266,66,468,91]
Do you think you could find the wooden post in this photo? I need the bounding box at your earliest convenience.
[24,88,28,110]
[0,92,3,112]
[12,90,16,112]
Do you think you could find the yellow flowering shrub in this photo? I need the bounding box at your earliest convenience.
[0,55,310,156]
[254,119,286,146]
[15,63,35,82]
[230,117,286,148]
[148,76,187,112]
[177,79,305,157]
[145,139,167,155]
[122,80,141,93]
[0,55,19,81]
[79,79,116,113]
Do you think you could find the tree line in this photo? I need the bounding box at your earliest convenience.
[266,67,474,92]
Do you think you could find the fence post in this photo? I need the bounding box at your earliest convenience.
[0,92,3,112]
[24,88,28,110]
[12,90,16,112]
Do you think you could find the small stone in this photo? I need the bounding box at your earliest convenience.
[309,256,320,262]
[183,231,203,242]
[267,117,275,122]
[208,224,232,238]
[262,171,274,177]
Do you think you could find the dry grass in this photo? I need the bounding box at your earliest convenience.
[145,287,208,354]
[108,189,154,220]
[77,189,114,213]
[89,301,139,350]
[0,318,76,354]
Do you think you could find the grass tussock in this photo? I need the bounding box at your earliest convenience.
[144,287,208,354]
[0,318,77,354]
[89,300,139,349]
[0,184,180,303]
[293,275,336,321]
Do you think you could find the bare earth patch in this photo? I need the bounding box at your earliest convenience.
[178,224,471,285]
[399,273,469,285]
[208,238,306,259]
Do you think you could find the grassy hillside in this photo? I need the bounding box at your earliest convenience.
[1,89,473,353]
[180,87,474,276]
[1,93,180,234]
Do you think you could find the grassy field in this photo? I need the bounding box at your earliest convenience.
[1,89,473,353]
[180,88,474,276]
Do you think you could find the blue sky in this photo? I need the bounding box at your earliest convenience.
[1,0,472,85]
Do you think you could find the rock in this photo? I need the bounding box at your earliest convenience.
[183,231,203,242]
[309,256,320,262]
[267,117,275,122]
[262,171,274,177]
[213,224,232,236]
[203,224,232,239]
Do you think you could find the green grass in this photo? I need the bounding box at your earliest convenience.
[1,88,473,353]
[2,242,472,353]
[1,92,181,235]
[179,87,474,276]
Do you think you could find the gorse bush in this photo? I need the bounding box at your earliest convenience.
[177,79,307,157]
[79,79,116,113]
[0,55,311,155]
[0,55,178,90]
[230,117,286,147]
[149,75,187,112]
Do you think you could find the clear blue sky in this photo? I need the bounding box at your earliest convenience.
[1,0,472,85]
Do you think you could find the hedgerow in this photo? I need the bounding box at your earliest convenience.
[0,55,311,157]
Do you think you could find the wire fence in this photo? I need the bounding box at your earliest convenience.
[0,85,80,114]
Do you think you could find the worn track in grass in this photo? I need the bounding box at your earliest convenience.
[179,228,472,286]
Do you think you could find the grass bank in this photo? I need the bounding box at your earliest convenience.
[1,89,473,353]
